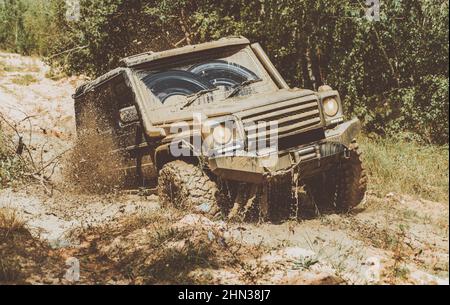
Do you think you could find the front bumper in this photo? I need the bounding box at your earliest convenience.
[209,118,361,183]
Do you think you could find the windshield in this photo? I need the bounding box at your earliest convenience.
[138,47,276,106]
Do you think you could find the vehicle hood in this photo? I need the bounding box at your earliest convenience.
[150,88,318,125]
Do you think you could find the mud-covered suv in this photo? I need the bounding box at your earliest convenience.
[74,37,367,221]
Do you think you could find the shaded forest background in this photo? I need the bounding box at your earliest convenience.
[0,0,448,144]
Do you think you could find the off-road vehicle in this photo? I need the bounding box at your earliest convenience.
[73,37,367,221]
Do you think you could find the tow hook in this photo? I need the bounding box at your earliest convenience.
[315,144,321,167]
[344,148,351,159]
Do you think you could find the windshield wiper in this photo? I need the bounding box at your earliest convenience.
[226,78,263,99]
[181,88,219,110]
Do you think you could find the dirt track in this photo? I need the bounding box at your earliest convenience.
[1,52,448,285]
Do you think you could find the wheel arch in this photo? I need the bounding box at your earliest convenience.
[154,143,200,171]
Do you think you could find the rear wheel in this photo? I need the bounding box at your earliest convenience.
[157,160,223,218]
[305,140,367,213]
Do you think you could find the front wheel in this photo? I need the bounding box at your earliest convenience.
[305,140,368,213]
[157,160,223,218]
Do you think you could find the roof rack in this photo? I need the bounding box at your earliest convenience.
[74,36,250,99]
[119,36,249,67]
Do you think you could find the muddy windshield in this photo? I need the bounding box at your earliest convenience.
[137,48,276,106]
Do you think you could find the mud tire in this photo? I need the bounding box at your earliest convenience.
[335,140,368,212]
[157,160,222,218]
[306,140,367,213]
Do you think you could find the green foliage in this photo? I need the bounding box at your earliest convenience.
[0,0,448,144]
[0,0,62,55]
[0,130,27,188]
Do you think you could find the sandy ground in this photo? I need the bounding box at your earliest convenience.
[0,52,448,285]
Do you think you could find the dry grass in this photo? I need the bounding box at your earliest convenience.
[24,64,41,73]
[360,135,449,202]
[11,74,38,86]
[0,208,25,233]
[0,208,27,283]
[0,58,40,74]
[68,209,263,284]
[45,67,65,81]
[0,60,5,76]
[0,208,65,284]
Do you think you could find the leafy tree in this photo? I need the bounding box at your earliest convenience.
[0,0,448,143]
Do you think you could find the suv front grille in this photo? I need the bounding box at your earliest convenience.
[239,96,323,149]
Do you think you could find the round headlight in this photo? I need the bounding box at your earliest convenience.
[323,98,339,117]
[212,124,232,145]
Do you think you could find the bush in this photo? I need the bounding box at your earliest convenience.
[363,76,449,144]
[0,127,27,188]
[0,0,62,56]
[1,0,448,144]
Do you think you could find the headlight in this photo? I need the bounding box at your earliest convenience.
[212,124,233,145]
[323,97,339,117]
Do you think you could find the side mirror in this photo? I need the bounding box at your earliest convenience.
[119,106,139,125]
